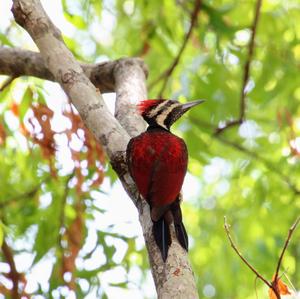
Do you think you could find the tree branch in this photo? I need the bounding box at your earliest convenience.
[273,216,300,288]
[0,176,50,209]
[215,135,300,195]
[225,216,300,299]
[149,0,202,97]
[215,0,262,135]
[0,76,16,92]
[191,117,300,195]
[11,0,129,158]
[240,0,262,120]
[224,217,280,298]
[10,1,198,298]
[2,240,21,299]
[114,58,147,137]
[0,47,147,94]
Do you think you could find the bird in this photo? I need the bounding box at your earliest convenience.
[126,99,204,261]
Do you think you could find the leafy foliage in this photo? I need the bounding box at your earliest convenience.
[1,0,300,298]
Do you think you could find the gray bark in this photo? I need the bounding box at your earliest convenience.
[5,1,199,298]
[0,47,147,94]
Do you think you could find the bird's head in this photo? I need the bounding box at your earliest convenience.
[138,99,204,130]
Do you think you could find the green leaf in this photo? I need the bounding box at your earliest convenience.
[36,88,47,105]
[0,221,4,247]
[109,282,128,288]
[0,81,12,105]
[61,0,87,30]
[63,12,87,29]
[65,204,76,220]
[0,33,14,47]
[20,86,33,120]
[2,1,300,297]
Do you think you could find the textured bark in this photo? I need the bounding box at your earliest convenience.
[11,0,128,158]
[139,203,199,299]
[0,47,147,94]
[8,1,199,298]
[114,58,147,137]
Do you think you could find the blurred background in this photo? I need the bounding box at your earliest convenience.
[0,0,300,298]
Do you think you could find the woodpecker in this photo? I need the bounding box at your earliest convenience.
[126,99,204,261]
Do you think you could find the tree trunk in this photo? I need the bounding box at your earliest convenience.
[0,1,200,297]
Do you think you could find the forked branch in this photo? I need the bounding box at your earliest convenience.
[273,216,300,291]
[224,217,273,290]
[215,0,262,135]
[9,1,198,298]
[224,216,300,299]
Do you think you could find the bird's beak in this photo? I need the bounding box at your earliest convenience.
[167,99,205,128]
[180,99,205,113]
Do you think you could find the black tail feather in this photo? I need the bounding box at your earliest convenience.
[153,218,171,262]
[171,198,189,251]
[152,198,188,261]
[174,222,189,251]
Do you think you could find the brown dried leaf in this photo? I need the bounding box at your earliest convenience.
[0,122,6,145]
[10,101,19,116]
[29,104,56,160]
[62,204,84,290]
[91,171,104,188]
[75,166,84,195]
[269,277,292,299]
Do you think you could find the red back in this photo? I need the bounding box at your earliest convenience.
[127,130,188,207]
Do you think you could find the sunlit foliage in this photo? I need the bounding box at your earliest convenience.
[0,0,300,298]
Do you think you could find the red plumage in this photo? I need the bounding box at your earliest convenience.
[126,98,203,261]
[137,99,165,115]
[127,129,187,208]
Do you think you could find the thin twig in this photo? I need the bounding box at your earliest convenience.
[214,119,243,135]
[215,0,263,135]
[273,216,300,286]
[1,240,21,299]
[0,176,51,209]
[0,76,16,92]
[224,217,273,289]
[224,217,300,299]
[0,188,39,209]
[148,0,202,97]
[240,0,262,120]
[215,135,300,196]
[190,116,300,195]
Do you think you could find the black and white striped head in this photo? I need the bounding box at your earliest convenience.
[138,99,204,130]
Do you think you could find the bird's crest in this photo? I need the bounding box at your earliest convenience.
[137,99,165,115]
